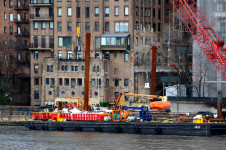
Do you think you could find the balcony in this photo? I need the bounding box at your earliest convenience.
[14,31,29,37]
[14,18,29,24]
[30,14,53,20]
[14,5,29,10]
[15,45,29,50]
[29,43,54,50]
[100,33,130,51]
[30,0,53,6]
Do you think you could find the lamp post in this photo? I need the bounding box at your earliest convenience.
[98,73,100,101]
[10,97,12,115]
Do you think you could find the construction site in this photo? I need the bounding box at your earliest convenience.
[1,0,226,136]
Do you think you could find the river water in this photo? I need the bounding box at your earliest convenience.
[0,126,225,150]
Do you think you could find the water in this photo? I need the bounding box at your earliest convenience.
[0,126,225,150]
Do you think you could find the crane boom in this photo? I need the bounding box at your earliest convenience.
[170,0,226,80]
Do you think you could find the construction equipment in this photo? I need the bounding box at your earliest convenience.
[171,0,226,80]
[109,93,170,111]
[112,109,130,121]
[137,106,152,122]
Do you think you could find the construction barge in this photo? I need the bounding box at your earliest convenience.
[20,121,226,137]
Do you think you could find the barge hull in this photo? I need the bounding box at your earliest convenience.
[20,121,226,136]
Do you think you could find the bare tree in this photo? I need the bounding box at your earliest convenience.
[0,34,20,104]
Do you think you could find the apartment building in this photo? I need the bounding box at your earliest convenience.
[0,0,30,104]
[29,0,185,107]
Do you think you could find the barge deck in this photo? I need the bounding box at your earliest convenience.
[20,121,226,137]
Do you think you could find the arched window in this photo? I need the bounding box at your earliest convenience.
[97,65,100,72]
[93,65,96,73]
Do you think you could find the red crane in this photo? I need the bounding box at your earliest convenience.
[170,0,226,80]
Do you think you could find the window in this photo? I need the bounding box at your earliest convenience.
[75,66,78,71]
[106,79,109,87]
[57,22,62,31]
[4,13,7,20]
[59,78,62,85]
[49,36,54,48]
[115,22,129,32]
[148,8,151,17]
[67,22,72,31]
[93,65,96,72]
[85,22,90,31]
[97,78,101,87]
[9,14,13,22]
[65,66,68,71]
[77,78,82,86]
[49,21,53,29]
[34,65,38,73]
[47,65,50,72]
[153,8,155,18]
[41,36,46,48]
[145,8,147,16]
[34,51,38,59]
[17,27,21,35]
[95,7,99,16]
[26,53,29,60]
[97,65,100,72]
[95,22,99,31]
[136,37,138,46]
[67,8,72,16]
[76,7,80,18]
[9,0,13,8]
[46,78,49,85]
[82,66,85,71]
[10,40,13,48]
[65,78,69,86]
[71,78,76,86]
[125,53,129,62]
[17,53,21,60]
[34,22,38,29]
[25,40,28,48]
[4,0,6,6]
[58,37,72,47]
[124,79,128,86]
[153,23,156,32]
[95,51,99,58]
[91,79,95,87]
[58,51,62,59]
[105,22,109,32]
[34,36,38,48]
[67,51,72,59]
[115,79,119,86]
[41,22,46,29]
[140,22,143,31]
[158,9,161,20]
[77,52,81,59]
[158,23,161,32]
[58,8,62,16]
[34,91,39,99]
[85,7,90,18]
[105,7,109,17]
[124,7,129,16]
[5,40,7,46]
[4,53,7,59]
[166,9,170,17]
[34,78,39,85]
[51,78,55,85]
[115,7,119,16]
[166,0,170,4]
[50,65,53,72]
[114,69,118,74]
[17,14,21,21]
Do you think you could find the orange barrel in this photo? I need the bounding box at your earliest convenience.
[149,101,171,109]
[94,114,98,121]
[51,113,58,121]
